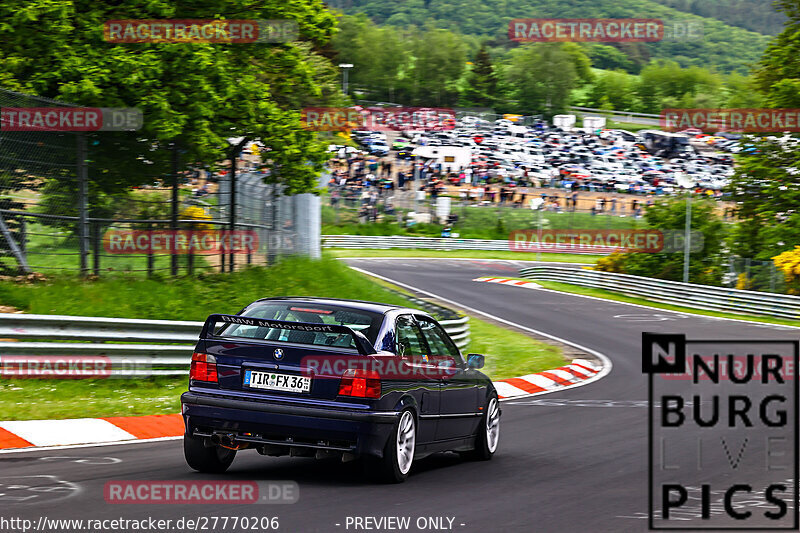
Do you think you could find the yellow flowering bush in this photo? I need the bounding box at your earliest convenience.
[773,246,800,294]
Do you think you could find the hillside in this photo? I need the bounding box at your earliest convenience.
[651,0,785,35]
[328,0,777,73]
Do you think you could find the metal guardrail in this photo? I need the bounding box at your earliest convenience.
[0,309,471,377]
[323,235,614,255]
[519,266,800,321]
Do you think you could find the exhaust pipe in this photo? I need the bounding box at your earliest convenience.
[210,433,237,447]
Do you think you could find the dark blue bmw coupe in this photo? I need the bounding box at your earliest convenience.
[181,297,499,482]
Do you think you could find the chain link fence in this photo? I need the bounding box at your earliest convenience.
[0,88,319,276]
[725,257,787,294]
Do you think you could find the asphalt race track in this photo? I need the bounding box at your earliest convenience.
[3,257,799,533]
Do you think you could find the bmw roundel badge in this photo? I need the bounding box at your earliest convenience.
[274,348,284,360]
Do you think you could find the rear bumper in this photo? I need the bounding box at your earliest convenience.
[181,392,398,458]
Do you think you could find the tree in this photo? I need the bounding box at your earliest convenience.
[403,26,467,106]
[331,14,405,102]
[560,43,594,85]
[460,45,497,108]
[725,72,765,107]
[727,138,800,261]
[0,0,339,198]
[635,60,723,113]
[584,44,635,73]
[595,197,726,285]
[725,0,800,262]
[588,70,637,111]
[755,0,800,107]
[505,44,577,116]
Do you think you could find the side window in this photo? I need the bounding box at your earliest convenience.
[416,316,462,363]
[395,315,427,358]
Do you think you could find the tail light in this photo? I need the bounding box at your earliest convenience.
[190,352,217,383]
[338,369,381,399]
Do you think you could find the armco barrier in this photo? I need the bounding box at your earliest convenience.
[323,235,614,254]
[0,309,470,377]
[519,266,800,321]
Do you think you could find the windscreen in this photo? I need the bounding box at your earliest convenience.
[216,302,383,349]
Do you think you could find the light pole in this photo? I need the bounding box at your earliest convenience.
[338,63,353,96]
[530,197,544,262]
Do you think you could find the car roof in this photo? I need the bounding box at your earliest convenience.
[250,296,420,316]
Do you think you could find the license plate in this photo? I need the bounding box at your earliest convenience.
[243,370,311,393]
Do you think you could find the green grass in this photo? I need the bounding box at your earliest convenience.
[0,257,568,419]
[326,248,602,263]
[531,279,800,328]
[0,377,185,421]
[467,317,565,379]
[601,120,655,133]
[322,203,642,239]
[0,256,412,319]
[5,221,213,276]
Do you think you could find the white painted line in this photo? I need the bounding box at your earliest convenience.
[347,265,614,401]
[494,381,530,398]
[525,280,800,330]
[340,257,590,267]
[0,419,136,447]
[347,257,800,330]
[0,436,182,455]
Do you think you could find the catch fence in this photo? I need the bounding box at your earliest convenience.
[0,87,319,277]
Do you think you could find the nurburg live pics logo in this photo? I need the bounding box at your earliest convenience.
[643,333,799,529]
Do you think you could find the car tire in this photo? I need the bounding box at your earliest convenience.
[372,409,416,483]
[462,395,500,461]
[184,434,237,474]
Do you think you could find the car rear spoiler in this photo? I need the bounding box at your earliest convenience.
[199,313,376,356]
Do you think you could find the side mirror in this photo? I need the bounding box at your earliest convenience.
[466,354,485,369]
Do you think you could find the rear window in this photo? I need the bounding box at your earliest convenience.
[217,302,384,349]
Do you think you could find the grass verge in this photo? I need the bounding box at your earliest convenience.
[326,248,601,263]
[0,257,568,420]
[532,279,800,328]
[0,256,411,319]
[323,204,642,240]
[0,377,185,421]
[467,317,565,379]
